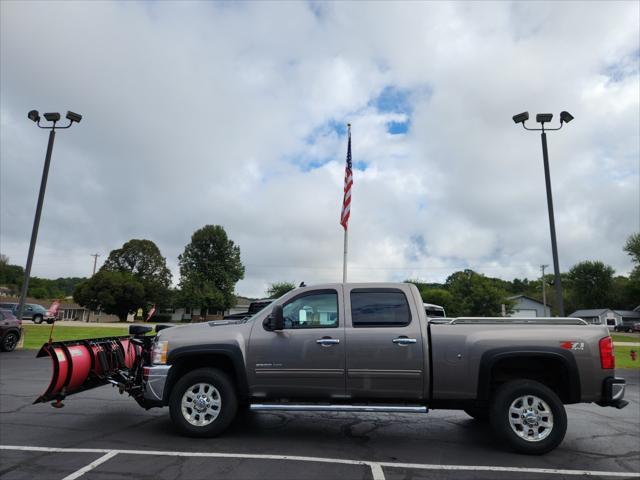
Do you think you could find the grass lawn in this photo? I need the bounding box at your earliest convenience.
[615,345,640,369]
[21,325,130,350]
[611,333,640,343]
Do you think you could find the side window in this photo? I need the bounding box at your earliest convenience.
[282,291,338,329]
[351,289,411,327]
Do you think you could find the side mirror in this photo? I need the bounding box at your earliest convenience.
[264,305,284,331]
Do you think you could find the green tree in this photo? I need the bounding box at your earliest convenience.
[178,225,245,313]
[623,233,640,308]
[445,269,513,316]
[74,270,145,322]
[266,282,296,298]
[419,287,455,316]
[567,261,615,309]
[624,233,640,264]
[101,239,172,308]
[0,258,24,294]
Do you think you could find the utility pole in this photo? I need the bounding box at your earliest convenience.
[90,253,100,276]
[541,264,549,317]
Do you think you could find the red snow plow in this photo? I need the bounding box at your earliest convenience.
[34,325,157,408]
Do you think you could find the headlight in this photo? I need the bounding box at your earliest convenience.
[152,340,169,365]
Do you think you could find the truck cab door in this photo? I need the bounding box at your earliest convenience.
[345,285,425,400]
[247,288,346,399]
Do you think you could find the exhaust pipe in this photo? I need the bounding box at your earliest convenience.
[34,326,153,406]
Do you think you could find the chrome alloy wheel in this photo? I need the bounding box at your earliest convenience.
[181,383,221,427]
[508,395,554,442]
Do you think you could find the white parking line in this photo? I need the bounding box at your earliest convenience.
[61,451,119,480]
[1,445,639,479]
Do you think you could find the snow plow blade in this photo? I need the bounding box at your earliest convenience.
[34,328,152,406]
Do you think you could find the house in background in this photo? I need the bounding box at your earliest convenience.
[507,295,549,317]
[569,309,620,327]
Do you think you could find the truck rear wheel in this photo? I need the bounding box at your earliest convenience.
[169,367,237,437]
[33,315,43,324]
[489,379,567,455]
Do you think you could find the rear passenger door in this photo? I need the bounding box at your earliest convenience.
[345,286,424,400]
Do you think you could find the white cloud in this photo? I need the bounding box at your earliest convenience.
[1,1,638,298]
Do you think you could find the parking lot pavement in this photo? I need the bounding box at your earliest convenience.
[1,350,639,479]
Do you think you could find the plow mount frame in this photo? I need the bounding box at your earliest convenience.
[34,333,154,407]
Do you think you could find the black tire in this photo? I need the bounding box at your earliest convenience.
[33,315,43,324]
[1,331,20,352]
[169,367,237,438]
[489,380,567,455]
[46,319,54,324]
[464,406,489,421]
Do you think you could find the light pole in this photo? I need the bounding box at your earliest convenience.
[513,111,573,317]
[15,110,82,322]
[541,264,549,316]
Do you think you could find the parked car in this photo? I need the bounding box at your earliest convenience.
[0,308,22,352]
[633,322,640,333]
[424,302,446,318]
[614,321,638,333]
[36,282,627,455]
[1,302,55,324]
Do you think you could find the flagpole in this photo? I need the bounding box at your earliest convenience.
[342,123,351,283]
[343,225,348,283]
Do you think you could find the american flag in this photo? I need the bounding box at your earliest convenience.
[146,304,157,321]
[340,127,353,230]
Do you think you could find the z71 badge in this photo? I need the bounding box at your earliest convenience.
[560,341,584,351]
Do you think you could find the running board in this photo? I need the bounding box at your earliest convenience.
[250,404,427,413]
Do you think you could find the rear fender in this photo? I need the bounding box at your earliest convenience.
[477,347,581,403]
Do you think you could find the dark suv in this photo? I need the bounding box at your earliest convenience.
[0,309,22,352]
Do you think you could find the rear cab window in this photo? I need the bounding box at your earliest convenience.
[350,289,411,327]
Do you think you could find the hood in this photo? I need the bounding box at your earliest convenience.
[156,318,249,345]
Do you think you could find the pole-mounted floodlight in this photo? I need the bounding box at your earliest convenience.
[28,110,41,123]
[560,111,574,124]
[512,110,574,317]
[512,112,529,124]
[66,111,82,123]
[43,112,61,122]
[15,109,82,324]
[536,113,553,124]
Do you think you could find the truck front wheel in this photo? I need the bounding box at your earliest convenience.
[169,367,238,437]
[489,380,567,455]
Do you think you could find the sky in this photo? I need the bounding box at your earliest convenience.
[1,1,638,298]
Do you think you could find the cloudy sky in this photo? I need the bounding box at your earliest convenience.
[1,1,638,298]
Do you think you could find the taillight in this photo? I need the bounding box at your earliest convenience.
[599,336,615,369]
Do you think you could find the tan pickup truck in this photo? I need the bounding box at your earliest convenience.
[35,282,627,455]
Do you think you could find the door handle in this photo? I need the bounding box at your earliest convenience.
[392,337,417,346]
[316,338,340,347]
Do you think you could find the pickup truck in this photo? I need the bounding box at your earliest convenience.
[36,283,627,455]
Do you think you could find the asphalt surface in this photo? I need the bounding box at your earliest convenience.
[0,350,638,479]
